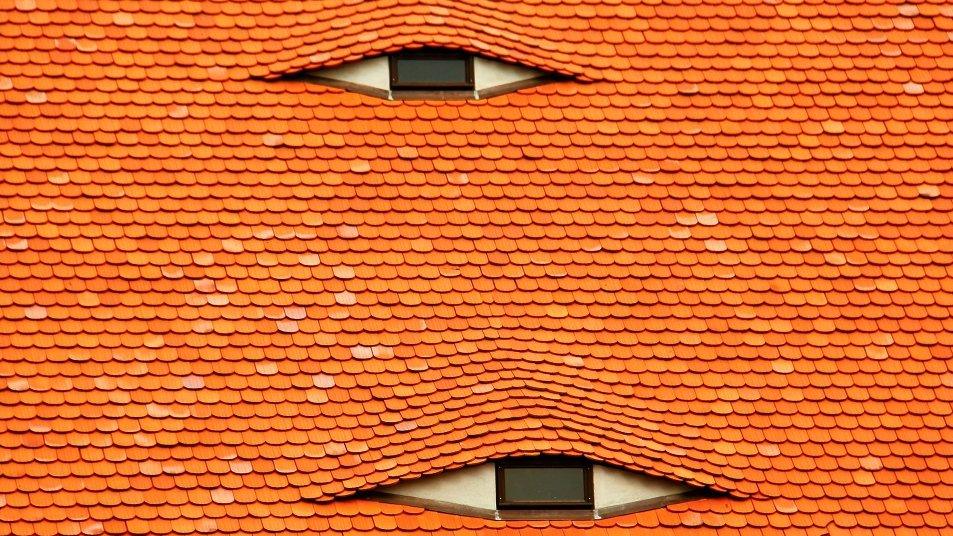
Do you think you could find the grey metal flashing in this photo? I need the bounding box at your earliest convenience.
[362,489,717,521]
[296,75,392,100]
[298,74,556,101]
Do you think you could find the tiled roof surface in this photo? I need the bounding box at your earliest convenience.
[1,0,952,534]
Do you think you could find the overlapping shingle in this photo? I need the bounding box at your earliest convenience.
[1,0,952,534]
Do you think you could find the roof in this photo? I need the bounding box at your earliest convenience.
[1,0,952,534]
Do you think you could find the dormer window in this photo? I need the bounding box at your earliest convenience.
[389,49,474,91]
[496,456,593,510]
[360,456,711,520]
[300,48,552,100]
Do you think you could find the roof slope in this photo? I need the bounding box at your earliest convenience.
[1,0,952,534]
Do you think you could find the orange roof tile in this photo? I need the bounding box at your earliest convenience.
[2,0,953,534]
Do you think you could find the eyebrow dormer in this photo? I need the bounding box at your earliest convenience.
[299,47,553,100]
[360,456,713,520]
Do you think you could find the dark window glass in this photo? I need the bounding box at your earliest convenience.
[395,58,467,84]
[496,457,593,509]
[503,467,586,502]
[390,50,474,90]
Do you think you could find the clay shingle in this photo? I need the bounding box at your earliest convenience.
[1,0,953,535]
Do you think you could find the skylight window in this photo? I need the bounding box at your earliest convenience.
[301,48,551,100]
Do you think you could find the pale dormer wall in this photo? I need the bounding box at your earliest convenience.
[311,56,391,92]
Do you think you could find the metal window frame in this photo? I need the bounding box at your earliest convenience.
[389,49,475,90]
[495,456,594,510]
